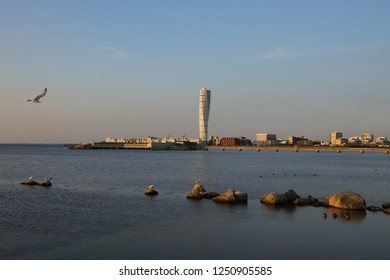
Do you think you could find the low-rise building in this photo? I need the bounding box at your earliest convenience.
[219,137,252,146]
[255,133,278,146]
[288,136,312,146]
[375,136,387,145]
[219,137,241,146]
[333,138,348,146]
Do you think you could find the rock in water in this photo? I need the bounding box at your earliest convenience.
[326,192,366,210]
[39,178,52,187]
[212,189,238,203]
[20,177,39,186]
[293,197,318,206]
[186,183,206,199]
[260,192,288,205]
[284,189,300,203]
[381,203,390,209]
[235,191,248,202]
[145,184,158,195]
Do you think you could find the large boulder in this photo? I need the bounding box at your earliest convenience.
[186,183,206,199]
[260,192,288,205]
[324,192,366,210]
[212,189,238,203]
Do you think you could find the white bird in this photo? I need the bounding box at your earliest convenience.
[26,88,47,103]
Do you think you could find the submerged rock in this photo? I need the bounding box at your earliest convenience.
[311,201,327,207]
[366,205,383,212]
[324,192,366,210]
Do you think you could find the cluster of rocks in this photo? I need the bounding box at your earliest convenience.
[107,181,390,217]
[260,189,390,215]
[20,177,52,187]
[186,182,248,203]
[260,189,324,207]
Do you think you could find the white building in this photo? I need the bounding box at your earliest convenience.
[375,136,387,145]
[199,87,211,142]
[330,131,343,146]
[360,133,374,144]
[256,133,278,145]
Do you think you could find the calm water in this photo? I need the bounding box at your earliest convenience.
[1,144,390,259]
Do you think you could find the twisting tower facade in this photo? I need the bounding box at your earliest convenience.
[199,87,211,142]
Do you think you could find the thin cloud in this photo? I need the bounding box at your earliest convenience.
[259,41,390,60]
[261,48,289,59]
[97,47,132,61]
[106,50,130,61]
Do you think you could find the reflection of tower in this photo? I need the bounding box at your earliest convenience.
[199,87,211,142]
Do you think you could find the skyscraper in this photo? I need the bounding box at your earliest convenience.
[199,87,211,142]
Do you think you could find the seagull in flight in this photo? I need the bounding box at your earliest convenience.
[26,88,47,103]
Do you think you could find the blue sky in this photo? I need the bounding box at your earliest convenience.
[1,0,389,143]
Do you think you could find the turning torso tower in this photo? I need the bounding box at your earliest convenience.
[199,87,211,142]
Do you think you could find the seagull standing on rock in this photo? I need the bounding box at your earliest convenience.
[26,88,47,103]
[145,184,158,195]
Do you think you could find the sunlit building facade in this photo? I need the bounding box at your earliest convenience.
[199,87,211,142]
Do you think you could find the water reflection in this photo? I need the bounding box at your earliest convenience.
[327,208,367,222]
[212,201,248,209]
[261,203,297,214]
[192,152,211,184]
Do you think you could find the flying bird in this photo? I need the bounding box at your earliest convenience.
[26,88,47,103]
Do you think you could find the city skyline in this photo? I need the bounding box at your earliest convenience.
[1,1,389,143]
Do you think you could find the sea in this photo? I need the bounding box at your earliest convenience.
[1,144,390,260]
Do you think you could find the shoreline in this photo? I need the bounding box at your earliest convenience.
[208,145,390,153]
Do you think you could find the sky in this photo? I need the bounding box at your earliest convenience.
[1,0,389,143]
